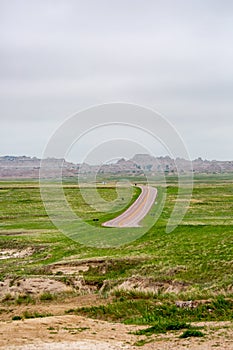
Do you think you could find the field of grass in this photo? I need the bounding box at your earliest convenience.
[0,175,232,330]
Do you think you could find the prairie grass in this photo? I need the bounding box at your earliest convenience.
[67,295,233,325]
[0,175,232,326]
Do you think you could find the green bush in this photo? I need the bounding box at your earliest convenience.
[23,311,52,319]
[12,315,22,321]
[16,294,34,305]
[134,321,191,335]
[40,292,54,301]
[180,329,205,338]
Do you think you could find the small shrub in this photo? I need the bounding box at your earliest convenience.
[211,295,231,310]
[0,308,7,314]
[134,321,191,335]
[55,271,63,275]
[65,308,75,314]
[23,311,36,319]
[134,339,147,347]
[114,289,156,300]
[2,293,14,302]
[16,294,34,305]
[40,292,54,301]
[23,311,52,319]
[12,315,22,321]
[166,321,191,331]
[180,329,205,338]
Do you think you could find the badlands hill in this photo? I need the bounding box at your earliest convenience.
[0,154,233,178]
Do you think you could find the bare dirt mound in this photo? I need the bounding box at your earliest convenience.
[112,276,189,294]
[0,278,73,299]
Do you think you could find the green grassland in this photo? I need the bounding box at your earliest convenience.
[0,175,232,328]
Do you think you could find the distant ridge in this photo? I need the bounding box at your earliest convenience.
[0,155,233,178]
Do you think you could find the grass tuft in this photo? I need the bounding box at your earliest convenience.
[39,292,54,301]
[134,321,191,335]
[12,315,22,321]
[179,329,205,338]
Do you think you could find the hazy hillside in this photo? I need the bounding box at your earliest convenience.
[0,154,233,178]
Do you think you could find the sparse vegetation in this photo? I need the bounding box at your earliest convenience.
[67,295,233,325]
[12,315,22,321]
[22,311,52,319]
[179,329,205,338]
[16,294,35,305]
[39,292,54,301]
[2,293,14,303]
[133,321,191,335]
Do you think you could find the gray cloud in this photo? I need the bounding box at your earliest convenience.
[0,0,233,160]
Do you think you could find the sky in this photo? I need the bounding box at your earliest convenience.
[0,0,233,163]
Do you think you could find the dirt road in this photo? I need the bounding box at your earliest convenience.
[103,185,157,227]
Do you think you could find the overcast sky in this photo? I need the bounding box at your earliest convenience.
[0,0,233,162]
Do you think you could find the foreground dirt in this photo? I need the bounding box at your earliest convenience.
[0,313,232,350]
[0,315,136,349]
[0,272,232,349]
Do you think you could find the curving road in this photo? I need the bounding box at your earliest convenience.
[102,185,157,228]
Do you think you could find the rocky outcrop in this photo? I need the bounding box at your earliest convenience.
[0,154,233,178]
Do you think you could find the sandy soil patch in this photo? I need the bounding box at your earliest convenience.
[0,248,34,260]
[3,341,131,350]
[113,276,189,294]
[0,294,109,322]
[49,256,150,283]
[0,278,73,299]
[52,265,89,275]
[0,315,139,349]
[0,315,232,350]
[50,257,111,275]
